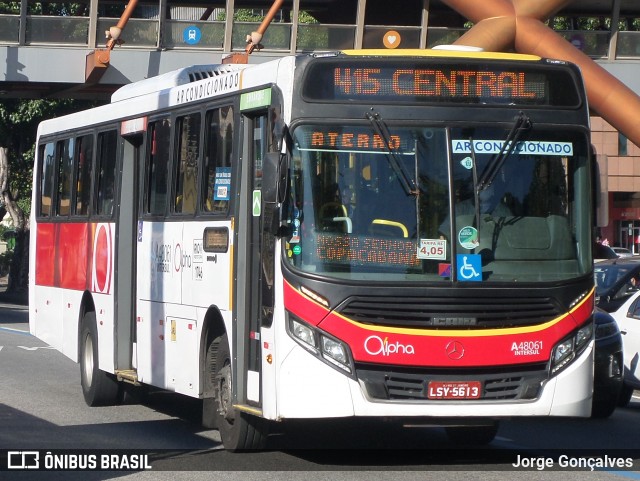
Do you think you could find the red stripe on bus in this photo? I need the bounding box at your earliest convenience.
[283,280,330,326]
[35,222,112,294]
[58,223,90,290]
[284,278,594,368]
[318,309,580,367]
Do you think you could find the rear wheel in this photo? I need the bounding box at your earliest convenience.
[203,333,268,450]
[80,312,119,407]
[445,421,499,446]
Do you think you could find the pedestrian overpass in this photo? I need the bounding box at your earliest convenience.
[1,0,640,107]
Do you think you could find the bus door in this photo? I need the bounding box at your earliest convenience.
[135,116,177,389]
[235,100,277,410]
[114,123,144,375]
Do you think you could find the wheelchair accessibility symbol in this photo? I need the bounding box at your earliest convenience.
[457,254,482,282]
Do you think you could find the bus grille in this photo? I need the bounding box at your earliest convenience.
[336,294,562,328]
[356,364,547,401]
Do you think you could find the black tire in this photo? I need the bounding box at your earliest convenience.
[202,333,268,451]
[591,395,618,418]
[80,312,119,407]
[618,383,634,407]
[445,421,499,445]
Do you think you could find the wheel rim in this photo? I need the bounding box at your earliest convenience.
[218,363,234,424]
[82,333,94,387]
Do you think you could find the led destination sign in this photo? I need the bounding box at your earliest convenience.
[303,60,579,107]
[299,128,411,153]
[335,68,541,99]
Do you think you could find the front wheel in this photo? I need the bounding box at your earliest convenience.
[445,421,499,446]
[80,312,119,407]
[203,333,268,451]
[591,394,618,418]
[618,384,634,407]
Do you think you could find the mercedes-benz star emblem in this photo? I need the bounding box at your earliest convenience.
[445,341,465,360]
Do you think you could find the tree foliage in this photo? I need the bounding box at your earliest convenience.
[0,98,100,292]
[0,2,88,15]
[0,99,97,213]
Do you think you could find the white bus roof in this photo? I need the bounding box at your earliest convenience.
[111,63,249,103]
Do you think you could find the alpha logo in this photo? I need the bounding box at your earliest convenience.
[445,341,465,360]
[364,335,415,356]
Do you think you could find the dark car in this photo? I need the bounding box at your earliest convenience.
[594,258,640,312]
[592,308,624,418]
[594,242,619,262]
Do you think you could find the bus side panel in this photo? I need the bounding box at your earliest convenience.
[91,223,116,373]
[62,289,85,362]
[58,223,91,290]
[94,292,116,373]
[136,221,182,304]
[32,224,63,353]
[181,220,233,311]
[135,221,182,390]
[135,299,165,387]
[164,306,199,396]
[178,219,234,398]
[34,223,55,286]
[31,221,116,367]
[31,285,64,354]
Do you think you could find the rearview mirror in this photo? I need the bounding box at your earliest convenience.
[262,152,288,205]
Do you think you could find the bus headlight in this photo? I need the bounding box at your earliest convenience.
[552,338,574,367]
[291,319,316,348]
[322,336,349,366]
[551,323,593,375]
[287,315,355,376]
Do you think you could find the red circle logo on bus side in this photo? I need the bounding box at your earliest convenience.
[92,223,112,294]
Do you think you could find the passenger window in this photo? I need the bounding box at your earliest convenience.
[39,142,56,218]
[56,138,74,217]
[74,135,93,216]
[146,119,171,216]
[174,113,201,215]
[96,130,118,217]
[203,106,234,214]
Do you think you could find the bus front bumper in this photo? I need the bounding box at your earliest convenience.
[275,341,594,420]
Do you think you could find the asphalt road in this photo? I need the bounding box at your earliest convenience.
[1,300,640,481]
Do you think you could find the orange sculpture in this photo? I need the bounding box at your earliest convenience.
[441,0,640,147]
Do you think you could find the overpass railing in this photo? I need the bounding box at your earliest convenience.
[1,14,639,60]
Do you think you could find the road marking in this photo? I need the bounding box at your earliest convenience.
[607,472,640,480]
[0,326,32,336]
[17,346,55,351]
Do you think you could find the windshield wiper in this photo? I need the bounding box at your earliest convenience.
[477,111,532,192]
[469,136,481,229]
[365,109,418,196]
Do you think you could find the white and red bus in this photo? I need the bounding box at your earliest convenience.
[30,49,596,449]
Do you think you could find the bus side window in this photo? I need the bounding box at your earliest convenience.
[203,106,234,214]
[145,118,171,216]
[174,113,200,215]
[56,138,74,217]
[39,142,56,217]
[96,130,118,217]
[74,134,93,216]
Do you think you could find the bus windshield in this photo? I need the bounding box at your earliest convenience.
[285,123,591,283]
